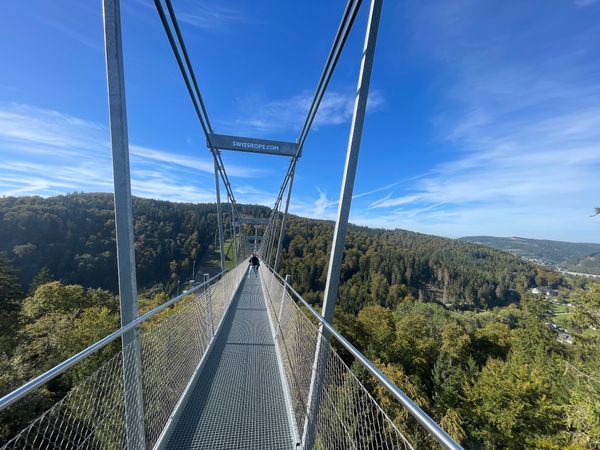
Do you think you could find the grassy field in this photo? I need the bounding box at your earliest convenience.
[222,238,238,269]
[550,302,574,330]
[196,238,239,274]
[552,303,572,315]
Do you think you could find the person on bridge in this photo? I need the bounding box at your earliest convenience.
[249,253,260,277]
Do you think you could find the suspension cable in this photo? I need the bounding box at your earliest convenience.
[260,0,361,267]
[297,0,362,150]
[153,0,242,228]
[156,0,360,262]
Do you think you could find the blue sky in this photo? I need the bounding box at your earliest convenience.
[1,0,600,242]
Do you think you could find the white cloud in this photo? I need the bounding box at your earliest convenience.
[290,187,337,221]
[574,0,599,7]
[176,2,263,30]
[130,145,265,179]
[358,1,600,241]
[362,98,600,240]
[233,185,277,206]
[125,0,261,31]
[0,103,264,202]
[0,103,105,151]
[352,182,399,200]
[231,89,385,135]
[370,193,422,209]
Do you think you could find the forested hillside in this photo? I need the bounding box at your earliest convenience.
[272,218,599,447]
[461,235,600,275]
[277,217,565,312]
[1,193,598,448]
[0,193,265,294]
[1,193,558,307]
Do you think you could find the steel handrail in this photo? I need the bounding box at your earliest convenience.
[263,264,464,450]
[0,268,233,411]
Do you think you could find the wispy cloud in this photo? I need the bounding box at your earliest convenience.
[290,187,337,220]
[370,193,422,209]
[123,0,262,34]
[358,0,600,241]
[352,182,400,200]
[130,145,265,179]
[176,2,263,31]
[231,89,385,135]
[0,103,264,202]
[37,15,102,51]
[574,0,599,7]
[233,185,277,206]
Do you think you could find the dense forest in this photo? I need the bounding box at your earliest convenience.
[0,193,259,293]
[272,217,599,448]
[0,193,599,448]
[276,217,564,312]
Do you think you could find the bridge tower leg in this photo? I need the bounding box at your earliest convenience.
[302,0,382,447]
[214,157,226,274]
[102,0,146,447]
[231,203,239,265]
[273,160,296,273]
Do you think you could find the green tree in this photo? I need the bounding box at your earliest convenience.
[373,361,430,445]
[0,254,22,312]
[17,282,116,376]
[21,281,95,320]
[465,355,566,449]
[567,282,600,447]
[27,267,53,295]
[356,305,396,362]
[566,370,600,448]
[62,306,119,381]
[573,283,600,330]
[0,255,23,356]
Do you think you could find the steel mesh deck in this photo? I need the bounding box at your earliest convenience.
[163,273,294,449]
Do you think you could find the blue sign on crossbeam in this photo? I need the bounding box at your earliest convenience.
[208,133,300,157]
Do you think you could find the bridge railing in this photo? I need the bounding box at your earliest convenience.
[260,264,463,450]
[0,262,248,450]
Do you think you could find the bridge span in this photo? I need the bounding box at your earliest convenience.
[0,0,463,447]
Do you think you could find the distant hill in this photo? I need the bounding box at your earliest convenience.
[0,193,554,310]
[459,236,600,275]
[0,193,271,293]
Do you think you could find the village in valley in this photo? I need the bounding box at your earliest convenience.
[532,286,576,344]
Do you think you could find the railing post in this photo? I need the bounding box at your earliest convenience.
[269,260,277,301]
[254,225,258,252]
[302,0,382,448]
[221,271,227,311]
[276,274,290,338]
[204,273,214,336]
[102,0,146,447]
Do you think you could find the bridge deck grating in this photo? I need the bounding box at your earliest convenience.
[163,272,294,450]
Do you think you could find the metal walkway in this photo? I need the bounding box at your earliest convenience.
[0,1,463,447]
[162,271,295,450]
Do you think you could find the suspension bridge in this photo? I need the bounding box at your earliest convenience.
[0,0,463,449]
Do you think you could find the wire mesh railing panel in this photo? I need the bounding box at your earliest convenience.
[1,348,128,450]
[140,293,211,447]
[1,263,248,450]
[310,340,414,450]
[260,266,414,450]
[265,271,285,324]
